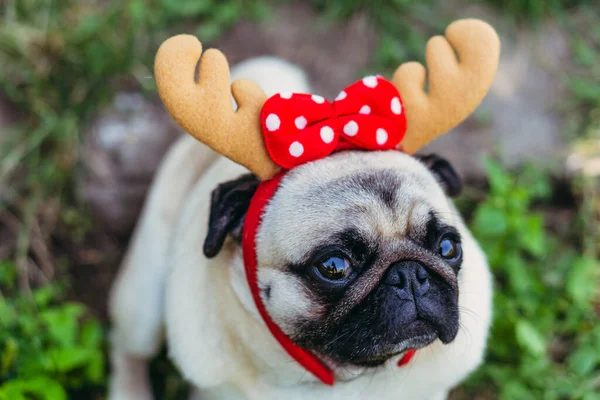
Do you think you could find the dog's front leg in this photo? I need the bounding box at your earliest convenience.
[430,391,449,400]
[108,351,154,400]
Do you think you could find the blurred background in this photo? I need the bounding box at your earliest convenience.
[0,0,599,399]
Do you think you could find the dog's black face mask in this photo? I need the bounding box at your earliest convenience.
[203,154,463,367]
[294,219,462,367]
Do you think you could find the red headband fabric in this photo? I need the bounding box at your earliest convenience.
[241,171,335,386]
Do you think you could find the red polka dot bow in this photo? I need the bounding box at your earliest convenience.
[259,76,407,169]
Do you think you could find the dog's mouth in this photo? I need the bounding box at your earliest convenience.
[348,321,440,368]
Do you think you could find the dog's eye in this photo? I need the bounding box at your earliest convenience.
[439,237,461,260]
[317,257,351,280]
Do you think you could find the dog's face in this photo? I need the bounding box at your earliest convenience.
[204,150,467,369]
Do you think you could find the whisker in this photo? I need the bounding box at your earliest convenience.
[458,305,484,325]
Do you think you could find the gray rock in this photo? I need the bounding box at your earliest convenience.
[81,92,181,234]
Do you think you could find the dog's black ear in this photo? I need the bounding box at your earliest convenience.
[203,173,260,258]
[415,154,462,197]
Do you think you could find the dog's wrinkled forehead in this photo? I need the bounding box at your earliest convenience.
[256,150,458,267]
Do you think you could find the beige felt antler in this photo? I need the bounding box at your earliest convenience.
[393,19,500,154]
[154,35,279,179]
[155,19,499,180]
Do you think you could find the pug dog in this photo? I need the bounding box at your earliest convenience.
[108,56,493,400]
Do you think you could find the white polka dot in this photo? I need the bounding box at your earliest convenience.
[320,126,334,144]
[335,91,347,101]
[362,76,378,88]
[289,141,304,157]
[376,128,388,145]
[359,105,371,115]
[343,121,359,137]
[295,116,307,130]
[391,97,402,115]
[312,95,325,104]
[266,114,281,131]
[280,92,292,99]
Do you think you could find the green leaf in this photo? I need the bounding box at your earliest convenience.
[582,393,600,400]
[568,345,599,376]
[566,257,598,307]
[0,299,18,328]
[472,203,508,237]
[505,253,534,295]
[196,21,225,42]
[506,187,530,214]
[515,319,546,357]
[40,303,85,348]
[1,337,18,373]
[160,0,212,17]
[17,312,38,337]
[0,376,67,400]
[128,0,147,26]
[520,164,551,200]
[573,38,598,66]
[47,347,92,372]
[500,379,536,400]
[32,285,59,309]
[518,215,546,257]
[0,261,17,289]
[85,350,105,384]
[212,2,242,25]
[247,2,273,20]
[484,158,512,195]
[569,77,600,106]
[80,320,103,348]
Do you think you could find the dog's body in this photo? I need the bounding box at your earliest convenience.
[109,58,492,400]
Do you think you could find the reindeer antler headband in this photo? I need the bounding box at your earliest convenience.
[155,19,500,385]
[155,19,499,179]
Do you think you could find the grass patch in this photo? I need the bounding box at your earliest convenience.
[456,160,599,399]
[0,0,270,207]
[478,0,594,21]
[0,265,105,400]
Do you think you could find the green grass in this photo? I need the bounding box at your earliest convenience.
[479,0,593,21]
[0,265,105,400]
[456,160,600,399]
[1,0,599,399]
[0,0,270,205]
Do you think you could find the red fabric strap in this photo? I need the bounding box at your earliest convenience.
[398,349,416,367]
[242,172,335,386]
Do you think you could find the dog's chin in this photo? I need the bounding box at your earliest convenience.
[351,330,438,368]
[320,320,449,369]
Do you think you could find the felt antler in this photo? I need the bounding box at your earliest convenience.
[154,35,280,180]
[155,19,499,180]
[393,19,500,154]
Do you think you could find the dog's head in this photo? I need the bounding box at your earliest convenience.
[204,150,471,369]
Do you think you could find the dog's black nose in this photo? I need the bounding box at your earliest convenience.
[383,261,430,299]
